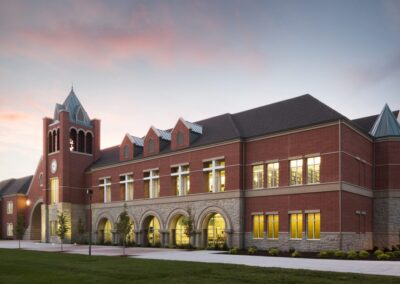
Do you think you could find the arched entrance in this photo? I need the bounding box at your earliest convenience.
[30,201,43,240]
[169,215,190,247]
[142,216,161,246]
[202,213,226,248]
[97,218,113,244]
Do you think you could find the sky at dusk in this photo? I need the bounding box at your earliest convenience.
[0,0,399,181]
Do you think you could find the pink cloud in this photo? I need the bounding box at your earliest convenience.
[0,112,29,122]
[0,1,266,70]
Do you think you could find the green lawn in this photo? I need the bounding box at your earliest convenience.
[0,249,398,284]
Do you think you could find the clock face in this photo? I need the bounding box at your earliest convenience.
[50,159,57,174]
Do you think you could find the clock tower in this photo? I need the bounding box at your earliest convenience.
[41,88,101,243]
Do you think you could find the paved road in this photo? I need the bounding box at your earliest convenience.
[1,241,399,277]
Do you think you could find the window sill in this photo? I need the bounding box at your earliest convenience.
[289,238,303,241]
[306,239,320,241]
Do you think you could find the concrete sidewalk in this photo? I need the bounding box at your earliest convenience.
[1,241,399,277]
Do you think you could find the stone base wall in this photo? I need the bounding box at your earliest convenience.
[91,195,242,248]
[244,232,373,252]
[373,194,400,249]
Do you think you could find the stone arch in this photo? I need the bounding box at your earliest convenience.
[29,198,43,241]
[166,208,190,247]
[94,212,115,231]
[139,210,163,246]
[95,213,114,245]
[196,206,232,248]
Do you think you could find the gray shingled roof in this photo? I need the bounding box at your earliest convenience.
[370,104,400,138]
[352,110,399,134]
[127,134,144,146]
[152,127,172,141]
[54,89,92,127]
[0,176,33,197]
[89,94,348,170]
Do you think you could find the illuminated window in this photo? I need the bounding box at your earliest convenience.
[252,165,264,189]
[290,159,303,185]
[307,212,320,240]
[175,216,190,246]
[39,173,43,187]
[176,131,184,146]
[7,223,13,237]
[203,159,225,193]
[120,174,134,201]
[290,213,303,239]
[267,214,279,239]
[50,220,58,236]
[144,170,160,198]
[147,217,161,245]
[307,157,321,184]
[99,177,111,203]
[267,162,279,188]
[6,201,13,214]
[103,220,112,243]
[171,165,190,196]
[207,213,225,246]
[50,177,59,204]
[252,214,264,239]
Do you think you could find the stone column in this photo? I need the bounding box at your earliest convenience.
[225,229,233,248]
[134,230,140,246]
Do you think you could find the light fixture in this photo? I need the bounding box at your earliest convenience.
[26,199,31,206]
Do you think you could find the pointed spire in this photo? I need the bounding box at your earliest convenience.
[369,104,400,138]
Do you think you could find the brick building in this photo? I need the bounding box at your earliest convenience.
[1,90,399,251]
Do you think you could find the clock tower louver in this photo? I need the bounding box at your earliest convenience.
[41,88,101,243]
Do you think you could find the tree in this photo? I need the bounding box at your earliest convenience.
[77,218,85,244]
[116,204,132,256]
[56,211,70,252]
[180,208,195,247]
[15,214,26,249]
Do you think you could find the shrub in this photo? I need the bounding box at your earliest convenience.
[393,250,400,258]
[374,249,384,256]
[248,246,258,255]
[347,250,358,260]
[391,245,399,251]
[291,250,301,257]
[229,247,239,255]
[358,250,369,259]
[334,250,346,258]
[288,247,295,254]
[317,251,328,258]
[268,248,279,256]
[377,253,391,261]
[386,252,394,258]
[326,250,335,257]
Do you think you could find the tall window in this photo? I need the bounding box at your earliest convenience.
[252,165,264,189]
[144,170,160,198]
[290,159,303,185]
[290,213,303,239]
[267,214,279,239]
[7,223,13,237]
[100,177,111,203]
[307,212,321,240]
[50,177,59,204]
[50,221,58,236]
[307,157,321,184]
[175,216,189,246]
[253,214,264,239]
[6,201,13,214]
[171,165,190,196]
[120,174,134,201]
[203,159,225,193]
[267,162,279,188]
[176,131,184,146]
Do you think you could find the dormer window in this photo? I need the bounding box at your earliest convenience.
[76,107,84,122]
[148,139,154,153]
[123,145,129,158]
[176,131,184,146]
